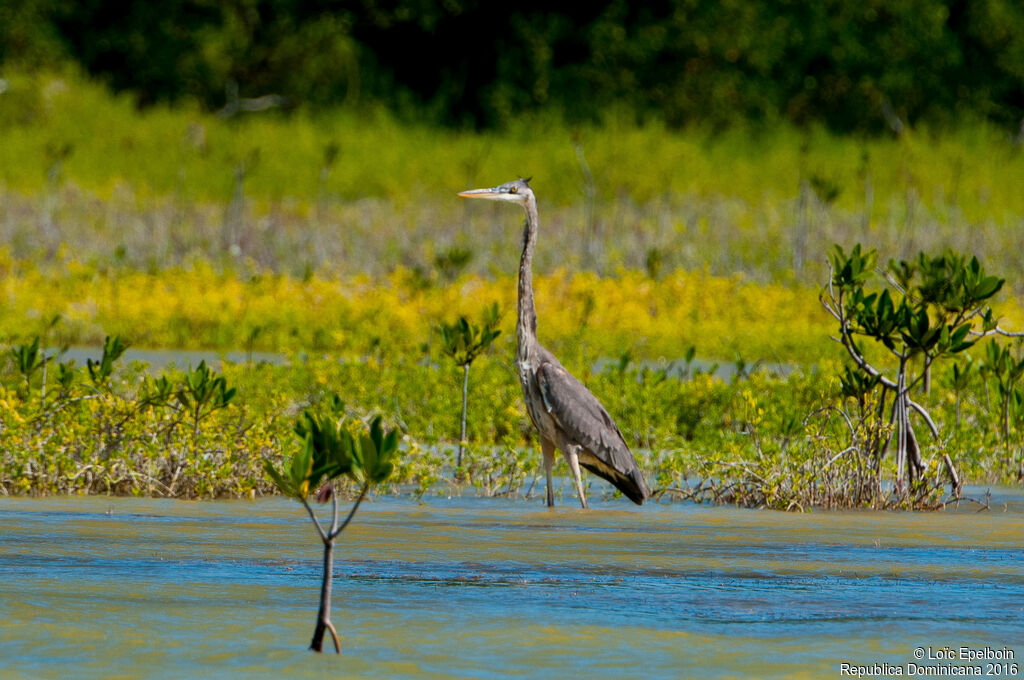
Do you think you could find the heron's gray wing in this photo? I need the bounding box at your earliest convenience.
[536,361,650,503]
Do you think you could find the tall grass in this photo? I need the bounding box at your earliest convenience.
[2,69,1024,290]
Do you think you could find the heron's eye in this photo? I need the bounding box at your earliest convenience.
[509,186,518,194]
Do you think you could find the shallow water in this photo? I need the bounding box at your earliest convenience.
[1,490,1022,679]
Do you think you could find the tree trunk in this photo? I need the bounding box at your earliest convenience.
[888,359,924,492]
[892,365,906,490]
[943,454,962,497]
[310,537,340,653]
[1002,391,1011,444]
[457,363,469,470]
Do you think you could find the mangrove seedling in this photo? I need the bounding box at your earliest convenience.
[980,339,1024,444]
[87,335,128,389]
[11,336,44,396]
[434,245,474,283]
[438,303,501,472]
[176,361,236,455]
[264,404,401,653]
[945,358,975,429]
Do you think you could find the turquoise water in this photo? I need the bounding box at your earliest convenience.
[1,491,1022,679]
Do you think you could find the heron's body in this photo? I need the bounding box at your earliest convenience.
[459,179,651,508]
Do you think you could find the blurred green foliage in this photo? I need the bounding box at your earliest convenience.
[2,1,1023,131]
[2,69,1024,293]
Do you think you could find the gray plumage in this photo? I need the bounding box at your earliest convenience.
[458,179,651,508]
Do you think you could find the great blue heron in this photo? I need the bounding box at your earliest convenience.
[459,179,651,508]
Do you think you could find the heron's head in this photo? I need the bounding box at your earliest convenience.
[458,178,534,206]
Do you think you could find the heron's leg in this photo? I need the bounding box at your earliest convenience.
[540,437,556,508]
[565,446,588,510]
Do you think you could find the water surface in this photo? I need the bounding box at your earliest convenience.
[2,491,1022,679]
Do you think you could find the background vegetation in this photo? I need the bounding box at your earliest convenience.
[1,4,1023,507]
[2,69,1023,291]
[3,1,1024,131]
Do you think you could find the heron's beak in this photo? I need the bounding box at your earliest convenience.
[458,186,523,203]
[457,187,501,199]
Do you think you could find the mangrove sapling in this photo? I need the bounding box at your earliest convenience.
[680,346,697,380]
[10,336,44,398]
[87,335,128,389]
[945,358,975,430]
[84,336,135,459]
[821,245,1011,498]
[836,364,887,490]
[263,404,400,653]
[175,361,237,457]
[434,246,474,283]
[438,303,502,474]
[980,339,1024,445]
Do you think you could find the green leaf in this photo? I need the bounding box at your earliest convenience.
[263,459,294,497]
[290,436,314,496]
[175,390,192,408]
[950,324,971,345]
[381,427,399,457]
[982,309,998,333]
[361,431,378,472]
[877,289,894,320]
[973,275,1003,301]
[370,415,384,449]
[369,461,394,484]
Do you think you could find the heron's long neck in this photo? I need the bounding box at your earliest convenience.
[517,200,539,363]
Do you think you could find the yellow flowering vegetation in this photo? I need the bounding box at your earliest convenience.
[2,253,848,363]
[2,254,1022,507]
